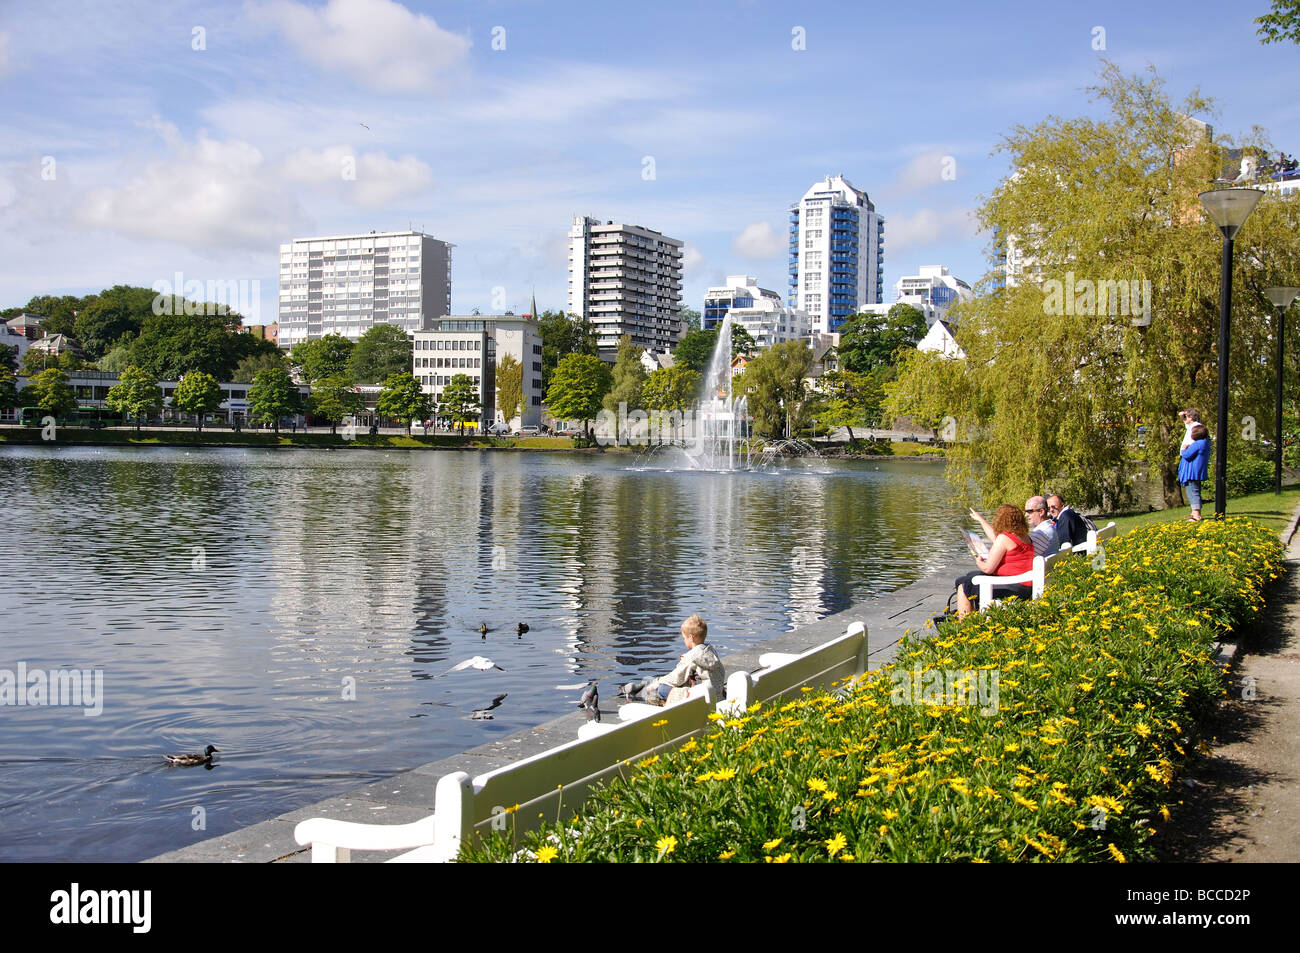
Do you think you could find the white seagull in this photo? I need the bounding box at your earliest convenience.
[441,656,505,676]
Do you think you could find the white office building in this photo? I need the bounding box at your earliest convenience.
[412,314,543,431]
[277,230,452,351]
[789,175,885,335]
[567,216,684,359]
[893,265,973,322]
[703,275,812,348]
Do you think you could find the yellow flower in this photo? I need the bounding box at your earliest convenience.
[713,767,737,781]
[651,719,668,727]
[839,852,855,862]
[1012,793,1039,811]
[878,825,889,836]
[635,818,643,828]
[719,849,736,860]
[762,837,783,851]
[822,791,838,802]
[695,771,716,783]
[806,778,828,792]
[882,809,899,820]
[1134,721,1151,738]
[1107,843,1127,863]
[535,845,558,863]
[655,835,677,855]
[825,833,847,857]
[772,853,792,863]
[1159,805,1171,822]
[504,803,520,814]
[637,755,660,768]
[1004,743,1019,752]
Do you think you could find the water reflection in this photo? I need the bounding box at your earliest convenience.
[0,446,963,860]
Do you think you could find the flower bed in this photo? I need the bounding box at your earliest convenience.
[460,517,1282,863]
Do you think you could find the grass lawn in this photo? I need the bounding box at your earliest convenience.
[1106,488,1300,536]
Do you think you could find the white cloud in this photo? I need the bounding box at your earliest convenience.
[732,221,784,260]
[249,0,470,93]
[281,145,434,206]
[895,148,954,193]
[682,243,706,277]
[884,207,978,254]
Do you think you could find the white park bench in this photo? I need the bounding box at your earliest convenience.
[972,546,1070,610]
[294,688,713,863]
[1083,521,1117,555]
[716,621,867,716]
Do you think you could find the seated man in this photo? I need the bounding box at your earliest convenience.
[642,615,725,706]
[1047,493,1089,550]
[1025,496,1057,557]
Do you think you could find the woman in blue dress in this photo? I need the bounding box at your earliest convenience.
[1179,423,1210,521]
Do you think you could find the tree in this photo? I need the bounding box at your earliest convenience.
[19,293,88,339]
[27,368,78,420]
[678,306,701,332]
[20,345,85,377]
[172,371,223,432]
[814,369,884,442]
[1257,0,1300,43]
[131,311,275,382]
[232,351,288,383]
[885,63,1300,510]
[438,374,481,433]
[602,335,647,442]
[73,285,155,360]
[247,365,300,435]
[0,367,21,412]
[673,326,718,373]
[104,365,163,432]
[545,353,612,437]
[97,343,134,374]
[1,343,17,371]
[312,375,365,435]
[495,353,523,425]
[349,324,412,385]
[538,311,598,392]
[836,304,928,375]
[290,334,354,385]
[643,364,701,412]
[734,340,815,438]
[730,324,758,357]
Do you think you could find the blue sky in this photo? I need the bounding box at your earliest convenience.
[1,0,1296,326]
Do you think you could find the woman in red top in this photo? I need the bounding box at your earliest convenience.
[954,504,1034,617]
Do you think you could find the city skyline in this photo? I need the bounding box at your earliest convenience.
[2,0,1297,328]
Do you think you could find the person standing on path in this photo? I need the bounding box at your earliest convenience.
[1180,423,1211,521]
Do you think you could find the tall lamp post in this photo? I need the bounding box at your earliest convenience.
[1265,286,1300,494]
[1198,187,1263,518]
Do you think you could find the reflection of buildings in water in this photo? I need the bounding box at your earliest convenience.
[779,477,830,629]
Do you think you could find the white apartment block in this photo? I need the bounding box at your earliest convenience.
[412,315,543,430]
[703,275,812,349]
[567,216,684,358]
[278,230,452,351]
[893,265,973,323]
[789,175,885,335]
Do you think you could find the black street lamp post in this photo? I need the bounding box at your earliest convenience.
[1198,188,1263,518]
[1265,286,1300,494]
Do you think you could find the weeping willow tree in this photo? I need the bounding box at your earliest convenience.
[886,63,1300,511]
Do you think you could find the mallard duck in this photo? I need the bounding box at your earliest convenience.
[165,745,219,766]
[516,622,529,636]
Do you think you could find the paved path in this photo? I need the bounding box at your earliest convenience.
[1159,510,1300,862]
[146,559,964,862]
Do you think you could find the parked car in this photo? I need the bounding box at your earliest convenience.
[555,427,581,437]
[486,422,511,436]
[410,420,428,435]
[515,426,541,437]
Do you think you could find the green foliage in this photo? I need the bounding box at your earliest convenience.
[96,344,134,374]
[312,375,365,433]
[495,353,523,424]
[131,310,275,381]
[837,304,927,375]
[104,364,163,429]
[886,63,1300,511]
[20,346,85,376]
[545,353,612,432]
[603,335,646,440]
[171,371,223,431]
[438,373,481,432]
[26,368,78,418]
[1256,0,1300,43]
[678,306,701,332]
[348,324,412,385]
[290,334,354,385]
[734,340,815,438]
[73,285,156,360]
[1,343,17,372]
[247,365,301,434]
[0,367,20,409]
[730,324,757,356]
[673,326,718,373]
[643,365,702,412]
[232,351,288,383]
[19,294,87,338]
[814,369,884,440]
[538,311,598,393]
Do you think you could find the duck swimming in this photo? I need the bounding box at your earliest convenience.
[165,745,220,766]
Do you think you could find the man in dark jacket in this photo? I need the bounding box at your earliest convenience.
[1047,494,1089,549]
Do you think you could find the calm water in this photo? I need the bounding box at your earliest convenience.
[0,446,965,861]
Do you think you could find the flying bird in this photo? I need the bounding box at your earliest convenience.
[472,693,508,720]
[440,656,505,676]
[359,122,370,130]
[165,745,219,766]
[577,682,600,722]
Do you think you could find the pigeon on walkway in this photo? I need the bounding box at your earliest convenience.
[577,682,600,722]
[618,678,652,701]
[440,656,505,676]
[472,694,508,719]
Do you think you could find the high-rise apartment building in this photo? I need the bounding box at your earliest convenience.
[277,230,452,351]
[788,175,884,334]
[894,265,973,321]
[567,216,684,358]
[412,314,544,430]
